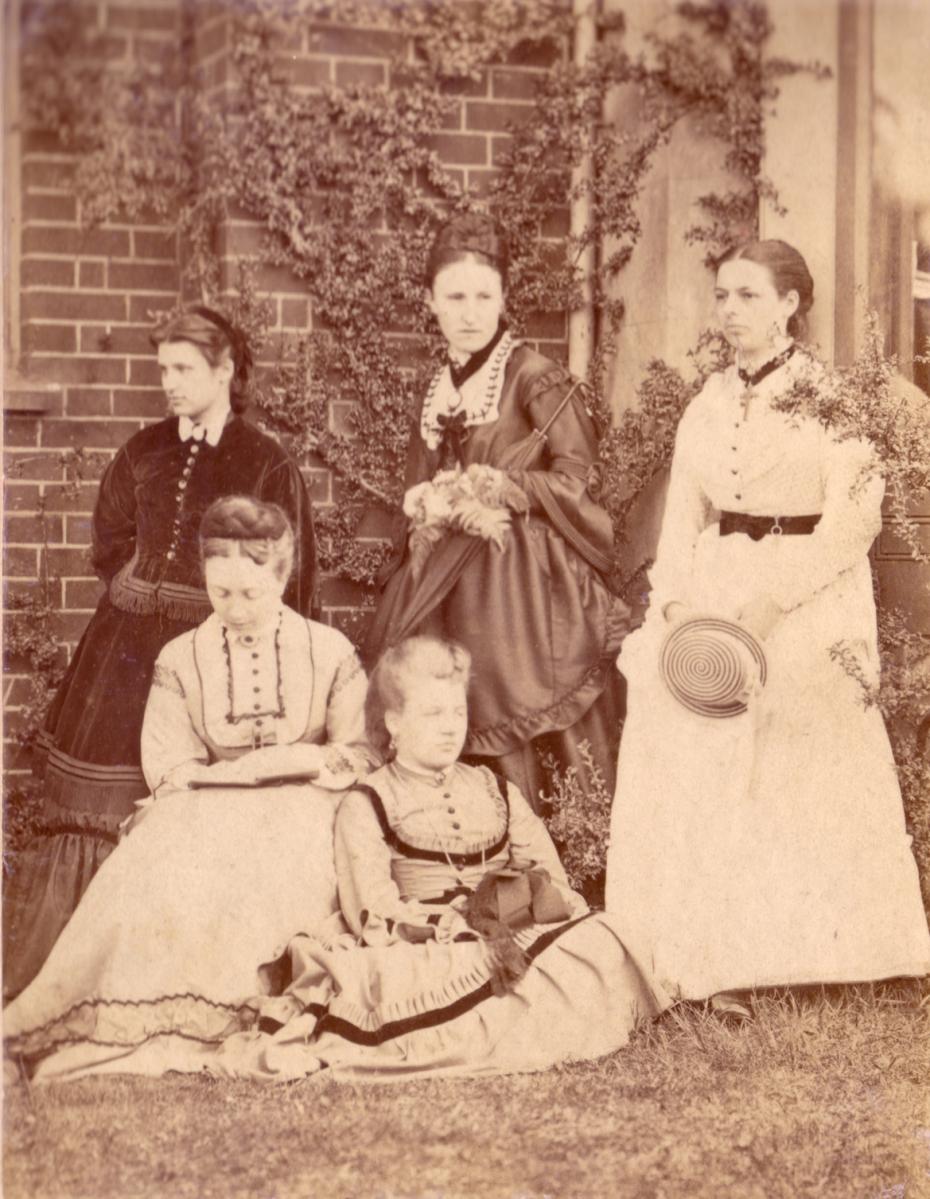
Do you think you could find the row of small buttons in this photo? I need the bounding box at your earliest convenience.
[443,791,461,829]
[732,417,742,502]
[166,428,205,561]
[250,647,261,718]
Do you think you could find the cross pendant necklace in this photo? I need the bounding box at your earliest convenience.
[737,343,796,419]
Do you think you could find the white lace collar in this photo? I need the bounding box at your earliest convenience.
[420,332,519,451]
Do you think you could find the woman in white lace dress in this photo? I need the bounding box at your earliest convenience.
[5,497,373,1077]
[605,240,930,1015]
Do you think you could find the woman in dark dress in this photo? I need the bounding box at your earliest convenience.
[3,308,317,999]
[365,216,628,811]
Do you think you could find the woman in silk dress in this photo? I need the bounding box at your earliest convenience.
[3,309,318,1000]
[365,215,629,811]
[8,636,667,1082]
[605,240,930,1017]
[5,498,372,1078]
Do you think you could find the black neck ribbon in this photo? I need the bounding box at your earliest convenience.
[737,343,796,389]
[448,320,508,392]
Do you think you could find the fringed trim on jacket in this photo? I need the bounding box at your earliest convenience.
[109,558,213,624]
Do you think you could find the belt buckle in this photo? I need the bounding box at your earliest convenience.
[770,517,783,536]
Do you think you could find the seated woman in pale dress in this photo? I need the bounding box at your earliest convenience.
[5,497,374,1078]
[8,636,667,1082]
[605,239,930,1020]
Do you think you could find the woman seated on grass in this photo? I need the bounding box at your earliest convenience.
[7,635,668,1083]
[4,497,373,1081]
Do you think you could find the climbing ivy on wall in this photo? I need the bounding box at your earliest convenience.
[11,0,831,875]
[20,0,818,595]
[15,1,930,900]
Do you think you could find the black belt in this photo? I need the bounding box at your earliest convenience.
[719,511,821,540]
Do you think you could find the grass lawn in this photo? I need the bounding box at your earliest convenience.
[4,982,929,1199]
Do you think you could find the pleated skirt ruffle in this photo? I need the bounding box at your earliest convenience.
[18,914,669,1083]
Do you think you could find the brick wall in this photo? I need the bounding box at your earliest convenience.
[4,0,183,784]
[3,5,568,785]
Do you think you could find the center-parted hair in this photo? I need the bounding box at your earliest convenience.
[716,239,815,340]
[425,214,509,290]
[199,496,295,581]
[365,635,472,759]
[151,307,253,412]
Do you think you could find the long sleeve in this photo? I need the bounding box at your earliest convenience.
[505,783,588,917]
[140,654,209,796]
[768,433,883,612]
[261,456,318,619]
[503,366,616,576]
[646,398,715,615]
[376,413,432,588]
[334,789,457,937]
[322,649,378,777]
[91,444,138,582]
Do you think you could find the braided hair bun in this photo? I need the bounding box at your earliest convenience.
[200,496,294,580]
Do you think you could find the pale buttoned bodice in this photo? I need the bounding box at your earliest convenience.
[142,609,370,793]
[334,761,587,939]
[381,761,508,857]
[647,356,884,614]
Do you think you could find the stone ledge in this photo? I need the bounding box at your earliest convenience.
[2,368,63,413]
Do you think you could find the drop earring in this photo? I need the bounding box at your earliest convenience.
[389,733,397,757]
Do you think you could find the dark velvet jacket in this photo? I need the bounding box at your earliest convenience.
[93,416,317,622]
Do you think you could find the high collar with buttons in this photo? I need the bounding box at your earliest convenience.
[95,416,318,624]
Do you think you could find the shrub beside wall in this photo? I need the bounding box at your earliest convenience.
[6,3,925,905]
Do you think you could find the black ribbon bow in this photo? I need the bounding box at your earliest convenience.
[436,409,469,468]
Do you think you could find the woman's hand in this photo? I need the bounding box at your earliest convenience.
[736,595,784,641]
[455,499,511,549]
[663,601,694,625]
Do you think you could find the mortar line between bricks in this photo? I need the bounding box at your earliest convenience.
[22,225,177,234]
[27,324,160,330]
